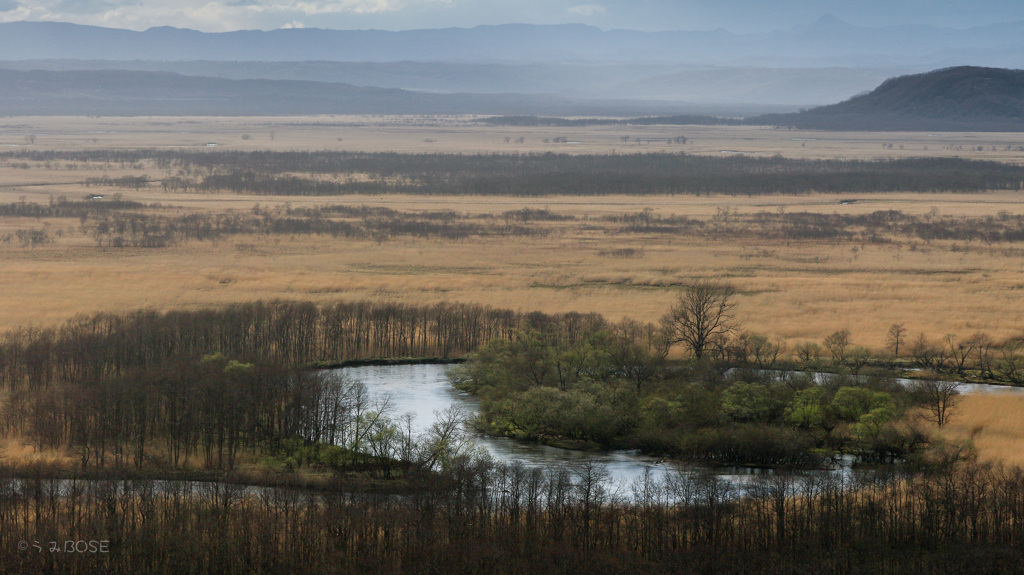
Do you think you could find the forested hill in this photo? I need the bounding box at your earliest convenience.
[755,67,1024,131]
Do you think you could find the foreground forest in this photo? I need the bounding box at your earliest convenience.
[4,459,1024,574]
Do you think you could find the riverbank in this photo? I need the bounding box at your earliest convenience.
[310,356,467,369]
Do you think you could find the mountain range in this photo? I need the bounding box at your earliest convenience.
[0,68,709,117]
[0,65,1020,131]
[1,18,1022,110]
[2,18,1024,68]
[0,20,1022,126]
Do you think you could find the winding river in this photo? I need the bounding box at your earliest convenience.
[338,363,691,488]
[333,364,1024,489]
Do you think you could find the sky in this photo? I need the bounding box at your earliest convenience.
[1,0,1023,33]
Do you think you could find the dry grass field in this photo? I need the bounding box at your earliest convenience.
[940,394,1024,467]
[1,116,1023,353]
[3,115,1024,161]
[3,204,1024,349]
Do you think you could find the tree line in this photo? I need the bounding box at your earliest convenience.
[1,356,336,471]
[1,353,480,475]
[10,196,1024,250]
[0,300,604,478]
[608,208,1024,244]
[0,291,1022,571]
[2,457,1023,574]
[0,301,604,392]
[0,199,550,248]
[656,281,1024,386]
[0,196,149,219]
[6,149,1024,195]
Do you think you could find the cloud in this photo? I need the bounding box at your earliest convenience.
[281,0,455,17]
[0,0,456,30]
[567,3,604,16]
[1,0,1022,33]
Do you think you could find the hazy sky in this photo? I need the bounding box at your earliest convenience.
[1,0,1023,33]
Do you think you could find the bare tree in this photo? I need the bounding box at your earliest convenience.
[660,280,739,360]
[794,341,822,367]
[418,405,472,471]
[945,334,975,375]
[997,340,1024,384]
[914,379,962,427]
[967,332,995,378]
[887,323,906,358]
[729,331,784,368]
[823,329,851,365]
[910,333,946,371]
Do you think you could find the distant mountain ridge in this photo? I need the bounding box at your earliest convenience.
[1,19,1024,68]
[0,59,905,108]
[4,19,1024,111]
[757,66,1024,131]
[0,64,1020,127]
[0,68,705,116]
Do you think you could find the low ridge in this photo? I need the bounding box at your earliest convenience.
[756,66,1024,131]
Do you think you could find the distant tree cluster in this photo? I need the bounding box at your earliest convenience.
[10,197,1024,250]
[7,149,1024,196]
[0,196,147,219]
[604,208,1024,244]
[83,175,150,190]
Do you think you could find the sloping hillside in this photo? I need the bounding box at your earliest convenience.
[756,66,1024,130]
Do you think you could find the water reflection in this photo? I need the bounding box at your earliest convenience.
[333,364,858,490]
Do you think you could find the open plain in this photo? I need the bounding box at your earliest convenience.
[2,116,1024,351]
[3,114,1024,159]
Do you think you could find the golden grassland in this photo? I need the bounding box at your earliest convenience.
[0,437,74,468]
[0,116,1019,349]
[940,394,1024,467]
[2,192,1024,349]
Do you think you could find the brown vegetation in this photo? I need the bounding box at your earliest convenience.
[2,458,1023,574]
[942,394,1024,467]
[3,182,1024,349]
